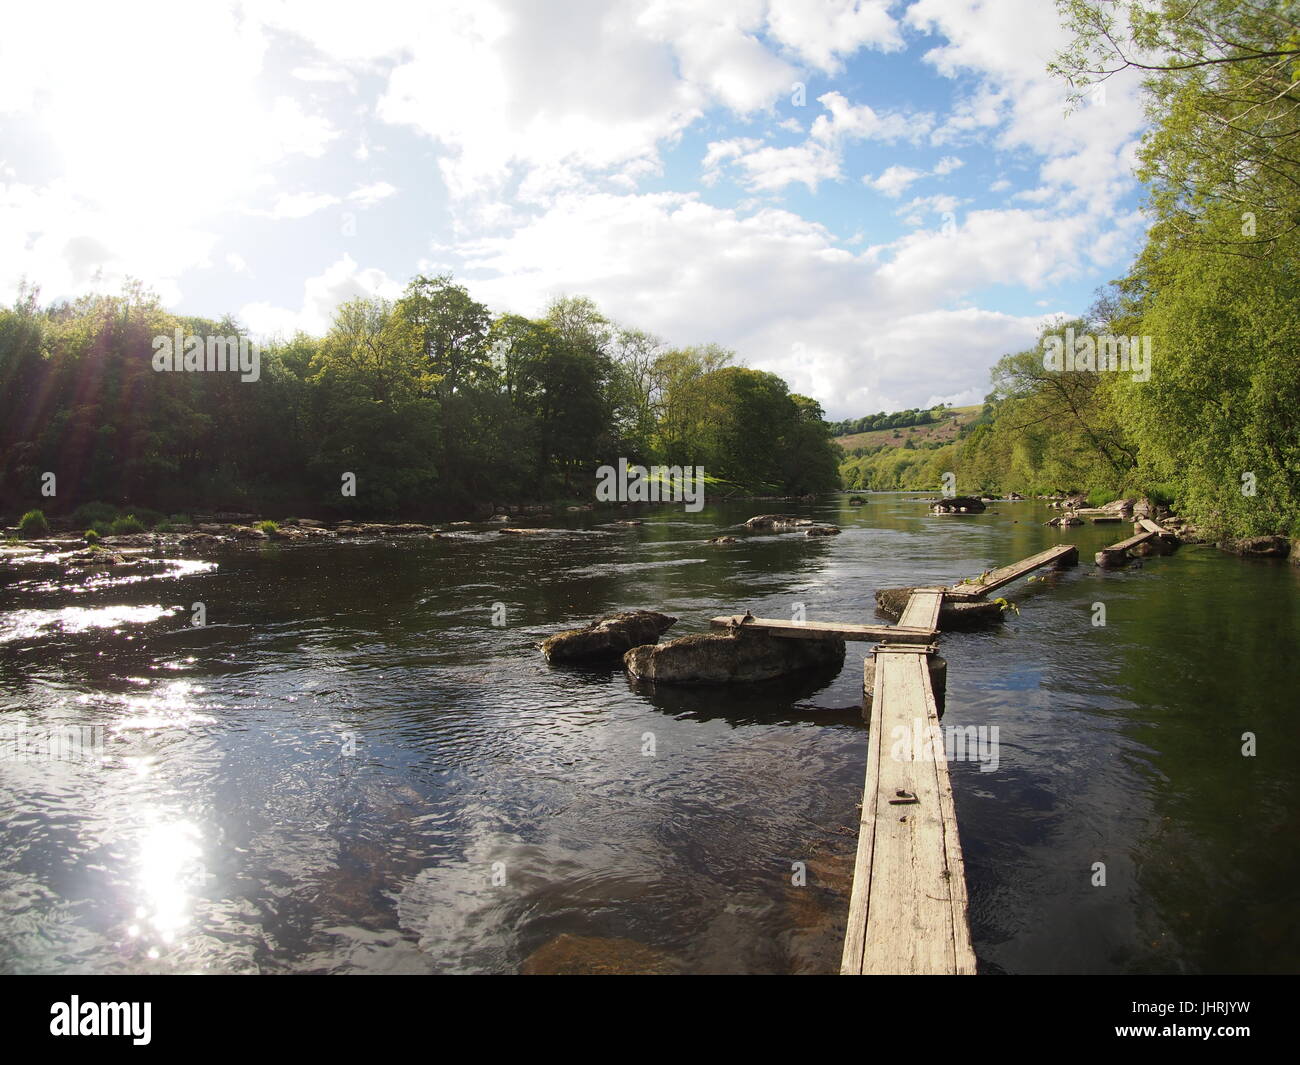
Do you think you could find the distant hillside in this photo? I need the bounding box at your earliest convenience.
[834,404,982,452]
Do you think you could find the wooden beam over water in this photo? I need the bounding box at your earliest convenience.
[1137,517,1175,537]
[841,649,976,975]
[946,543,1079,599]
[708,616,936,644]
[897,589,943,632]
[1102,530,1156,553]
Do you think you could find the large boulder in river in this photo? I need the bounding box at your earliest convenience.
[623,630,844,685]
[930,496,986,514]
[542,610,677,664]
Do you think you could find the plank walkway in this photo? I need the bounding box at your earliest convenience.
[711,534,1179,974]
[1100,530,1155,553]
[708,615,935,644]
[897,589,943,632]
[945,543,1078,599]
[841,644,976,974]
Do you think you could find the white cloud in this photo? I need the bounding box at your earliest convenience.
[766,0,904,71]
[240,254,404,339]
[455,191,1070,417]
[866,165,927,197]
[907,0,1147,216]
[251,192,343,220]
[705,90,932,193]
[348,182,399,207]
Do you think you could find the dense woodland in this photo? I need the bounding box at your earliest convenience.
[828,406,945,436]
[0,282,841,520]
[843,0,1300,542]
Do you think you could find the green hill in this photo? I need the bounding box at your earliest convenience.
[834,404,981,452]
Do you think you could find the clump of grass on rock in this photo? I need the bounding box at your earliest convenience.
[18,509,50,538]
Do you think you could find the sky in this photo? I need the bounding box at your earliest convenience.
[0,0,1150,420]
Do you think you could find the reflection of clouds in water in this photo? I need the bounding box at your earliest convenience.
[0,871,108,974]
[397,833,526,973]
[0,604,179,643]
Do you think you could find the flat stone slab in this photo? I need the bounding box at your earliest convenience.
[624,629,845,684]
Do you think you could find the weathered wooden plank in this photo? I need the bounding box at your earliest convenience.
[842,650,976,975]
[708,616,934,644]
[897,590,943,634]
[841,655,885,974]
[946,543,1078,599]
[1103,530,1155,553]
[1137,517,1174,537]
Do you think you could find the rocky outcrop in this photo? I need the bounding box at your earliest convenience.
[1160,515,1203,544]
[744,514,815,531]
[1044,514,1082,527]
[623,630,844,684]
[541,610,677,664]
[930,496,986,514]
[1222,535,1291,559]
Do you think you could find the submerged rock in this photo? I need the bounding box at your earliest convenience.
[707,535,737,545]
[541,610,677,664]
[623,630,844,685]
[520,933,678,975]
[804,525,841,537]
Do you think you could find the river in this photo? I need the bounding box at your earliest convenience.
[1,495,1296,973]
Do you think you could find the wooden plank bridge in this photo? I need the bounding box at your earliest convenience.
[714,517,1177,975]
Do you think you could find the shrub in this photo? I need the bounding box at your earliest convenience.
[255,520,279,534]
[1086,489,1120,507]
[132,507,166,529]
[84,529,100,543]
[72,502,119,526]
[1144,484,1178,508]
[18,509,50,538]
[109,514,146,535]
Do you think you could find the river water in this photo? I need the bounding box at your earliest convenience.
[1,496,1296,974]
